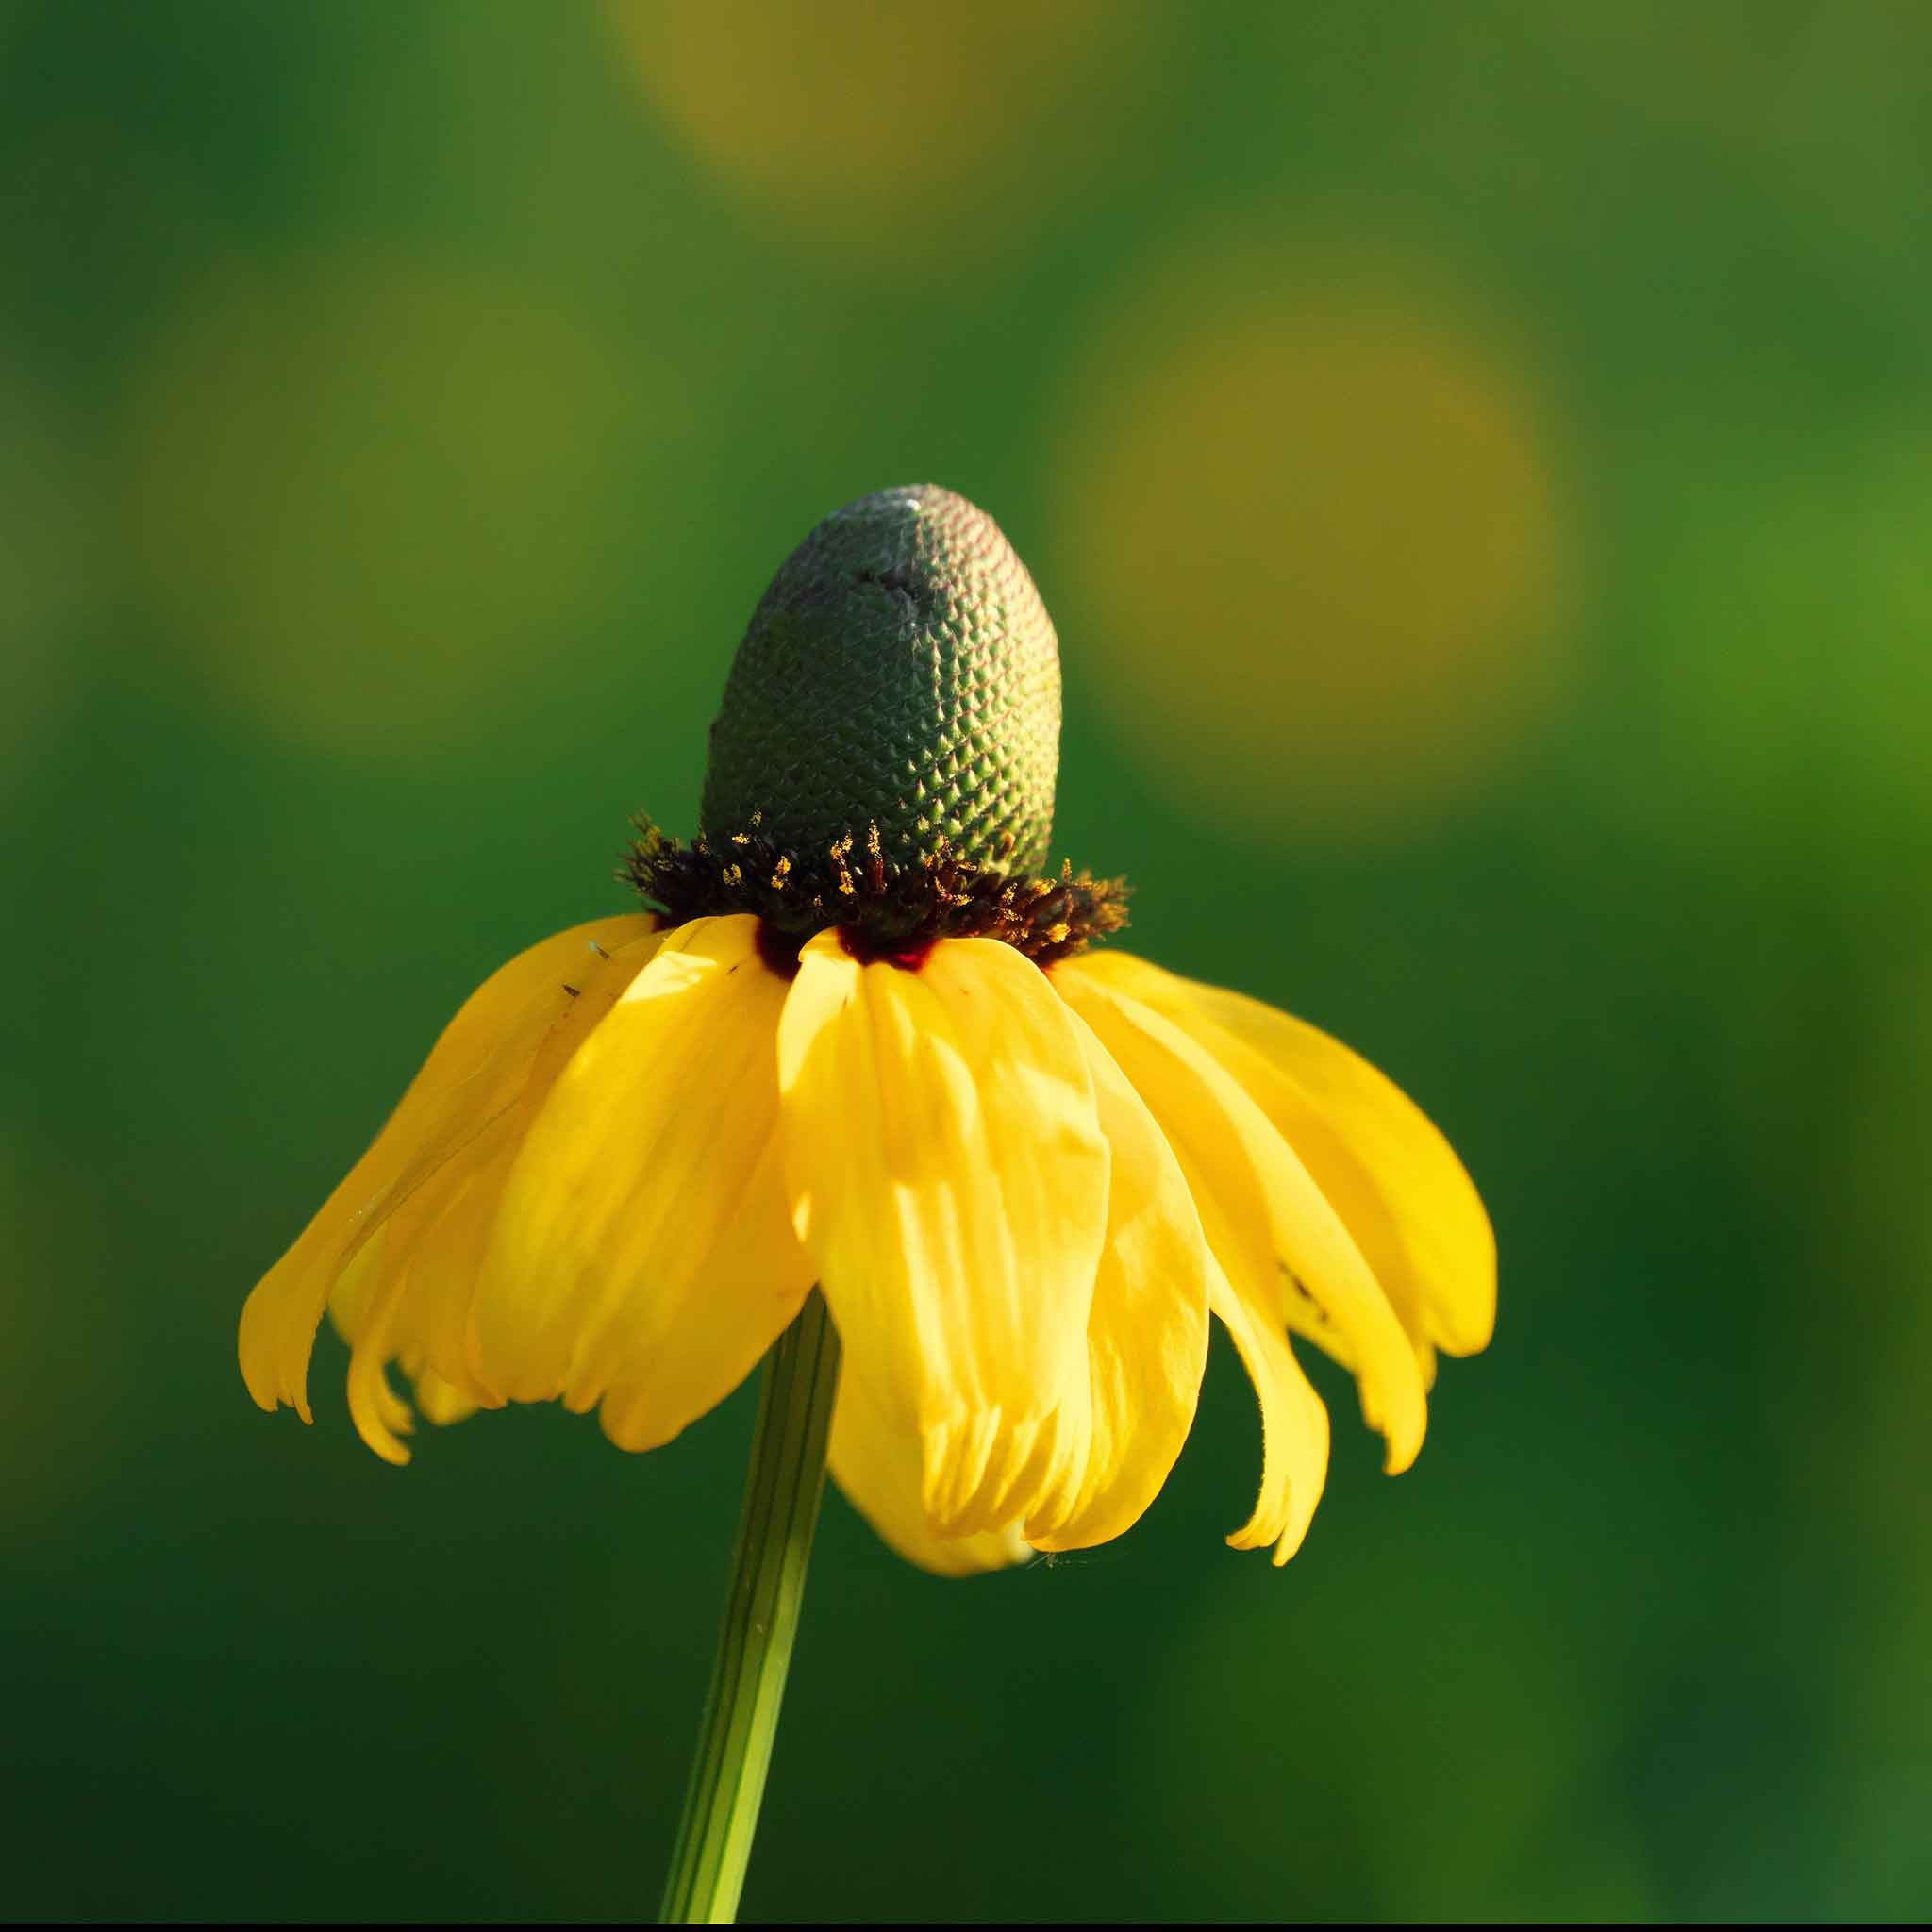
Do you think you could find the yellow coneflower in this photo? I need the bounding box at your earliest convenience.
[240,484,1494,1920]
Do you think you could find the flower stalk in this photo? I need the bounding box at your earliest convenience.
[659,1291,842,1924]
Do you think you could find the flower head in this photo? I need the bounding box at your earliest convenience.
[240,484,1494,1574]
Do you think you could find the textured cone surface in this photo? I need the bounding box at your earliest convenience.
[700,485,1060,873]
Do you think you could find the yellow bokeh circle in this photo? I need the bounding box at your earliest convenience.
[607,0,1160,255]
[1053,243,1570,839]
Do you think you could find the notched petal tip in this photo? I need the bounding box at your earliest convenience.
[830,1368,1039,1576]
[919,1405,1074,1541]
[239,1273,321,1424]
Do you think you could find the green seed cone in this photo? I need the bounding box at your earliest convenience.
[699,484,1060,874]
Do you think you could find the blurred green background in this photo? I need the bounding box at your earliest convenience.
[5,1,1928,1921]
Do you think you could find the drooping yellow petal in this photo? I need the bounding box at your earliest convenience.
[330,1094,544,1463]
[330,1111,531,1461]
[777,932,1109,1535]
[407,1365,480,1427]
[330,919,670,1460]
[328,1228,417,1465]
[384,925,668,1406]
[473,915,814,1453]
[344,1257,418,1466]
[828,1366,1033,1577]
[1205,1254,1331,1563]
[375,1140,517,1407]
[1024,1009,1210,1554]
[239,914,660,1422]
[1055,957,1428,1474]
[1061,953,1491,1358]
[1160,972,1493,1357]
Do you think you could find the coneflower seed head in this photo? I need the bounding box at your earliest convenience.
[700,484,1060,873]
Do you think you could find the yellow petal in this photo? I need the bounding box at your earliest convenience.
[829,1367,1033,1577]
[346,1261,416,1465]
[407,1365,480,1427]
[332,929,666,1291]
[1055,956,1428,1474]
[330,1229,416,1465]
[239,914,660,1422]
[378,1138,517,1406]
[778,933,1109,1534]
[1206,1254,1331,1563]
[339,921,667,1460]
[334,1119,515,1463]
[1024,1009,1210,1553]
[388,925,667,1404]
[1157,970,1493,1356]
[473,915,814,1452]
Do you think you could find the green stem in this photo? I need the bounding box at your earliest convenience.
[659,1291,841,1925]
